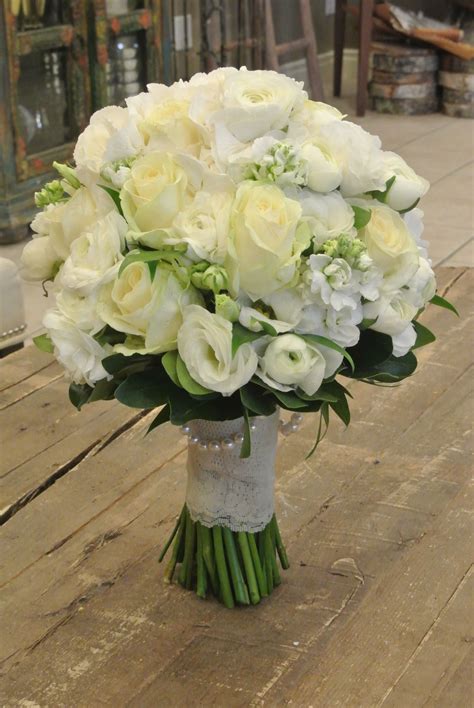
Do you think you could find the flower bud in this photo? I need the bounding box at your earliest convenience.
[53,161,81,190]
[191,264,229,294]
[34,180,65,208]
[215,294,240,322]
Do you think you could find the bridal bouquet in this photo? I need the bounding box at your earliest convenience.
[22,68,454,608]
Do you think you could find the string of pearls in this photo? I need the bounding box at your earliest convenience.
[180,413,304,452]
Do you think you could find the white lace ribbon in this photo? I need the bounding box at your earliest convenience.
[185,411,279,532]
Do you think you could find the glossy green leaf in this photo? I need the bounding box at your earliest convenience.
[162,350,181,387]
[240,385,276,416]
[241,406,251,459]
[115,371,171,409]
[305,403,330,459]
[430,294,459,317]
[69,382,92,410]
[88,378,117,403]
[231,322,262,357]
[352,205,371,230]
[33,333,54,353]
[330,393,350,426]
[176,354,212,396]
[273,390,308,410]
[301,334,354,372]
[413,321,436,349]
[99,184,124,216]
[147,405,171,434]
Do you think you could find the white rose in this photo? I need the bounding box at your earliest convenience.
[120,151,202,248]
[364,292,418,357]
[59,211,126,295]
[317,120,386,197]
[20,236,59,281]
[74,106,142,182]
[298,190,355,248]
[300,141,342,193]
[258,334,328,395]
[173,189,233,264]
[56,289,104,334]
[98,261,202,354]
[31,186,112,261]
[382,152,429,212]
[359,204,419,290]
[227,182,305,300]
[177,305,258,396]
[43,309,110,385]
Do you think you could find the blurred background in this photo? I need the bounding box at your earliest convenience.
[0,0,473,354]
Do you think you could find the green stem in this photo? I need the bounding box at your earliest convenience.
[264,525,275,593]
[212,526,235,609]
[222,528,250,605]
[178,507,196,589]
[196,524,207,599]
[159,506,185,563]
[268,524,281,587]
[237,532,260,605]
[164,513,186,584]
[247,533,268,597]
[272,515,290,570]
[199,523,219,596]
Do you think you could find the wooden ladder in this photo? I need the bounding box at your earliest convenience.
[265,0,324,100]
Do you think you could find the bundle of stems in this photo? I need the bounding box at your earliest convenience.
[159,505,289,608]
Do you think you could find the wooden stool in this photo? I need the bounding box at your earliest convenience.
[334,0,374,115]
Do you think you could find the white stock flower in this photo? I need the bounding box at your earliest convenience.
[405,257,436,309]
[297,302,362,348]
[306,254,359,311]
[237,137,307,188]
[59,211,127,295]
[43,309,110,385]
[382,152,429,211]
[364,292,418,357]
[298,190,355,248]
[177,305,258,395]
[358,203,419,290]
[227,182,305,300]
[21,236,59,281]
[98,262,202,355]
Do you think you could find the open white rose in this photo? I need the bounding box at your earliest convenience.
[59,211,127,295]
[173,189,233,264]
[227,182,305,300]
[120,151,202,248]
[177,305,258,395]
[99,261,202,355]
[298,190,355,248]
[258,334,328,395]
[382,151,429,212]
[43,309,110,385]
[358,203,419,290]
[21,236,59,281]
[364,292,418,357]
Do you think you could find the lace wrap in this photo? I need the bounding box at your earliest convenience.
[185,411,279,532]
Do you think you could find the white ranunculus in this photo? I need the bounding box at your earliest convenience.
[56,289,104,334]
[404,207,429,259]
[291,99,344,132]
[120,151,202,248]
[98,262,202,355]
[227,182,306,300]
[298,190,355,248]
[59,211,127,295]
[258,334,327,395]
[177,305,258,395]
[382,151,429,212]
[359,204,419,290]
[307,254,358,311]
[300,140,343,193]
[216,68,305,143]
[317,120,386,197]
[21,236,60,281]
[364,292,418,357]
[297,302,363,348]
[173,189,233,264]
[405,257,436,309]
[74,106,142,182]
[31,186,113,261]
[43,309,110,385]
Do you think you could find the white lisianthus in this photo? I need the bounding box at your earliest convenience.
[173,189,233,264]
[258,334,329,395]
[177,305,258,395]
[120,151,202,248]
[56,289,104,334]
[298,190,355,248]
[306,254,359,311]
[98,262,202,355]
[382,152,429,212]
[405,257,436,309]
[297,302,363,348]
[227,182,306,300]
[74,106,142,182]
[43,309,110,385]
[31,186,112,261]
[364,292,418,357]
[20,236,60,281]
[317,120,386,197]
[358,203,419,290]
[59,212,127,295]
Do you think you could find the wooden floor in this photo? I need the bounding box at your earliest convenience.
[0,267,472,707]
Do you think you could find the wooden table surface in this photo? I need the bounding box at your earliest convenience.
[0,267,472,707]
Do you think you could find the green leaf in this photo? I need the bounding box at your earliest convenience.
[99,184,124,216]
[162,351,181,387]
[413,321,436,350]
[168,388,242,425]
[301,334,354,372]
[146,405,171,434]
[33,333,54,353]
[69,382,93,410]
[430,294,459,317]
[250,317,278,336]
[305,403,330,459]
[231,322,262,357]
[343,330,393,378]
[241,407,251,459]
[330,393,350,426]
[296,387,338,403]
[273,390,308,410]
[115,371,171,409]
[370,175,396,204]
[102,352,153,375]
[352,205,371,230]
[88,378,117,403]
[176,354,212,396]
[95,326,126,347]
[369,351,418,383]
[240,384,277,416]
[359,317,377,331]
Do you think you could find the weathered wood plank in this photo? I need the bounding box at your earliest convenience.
[0,346,55,392]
